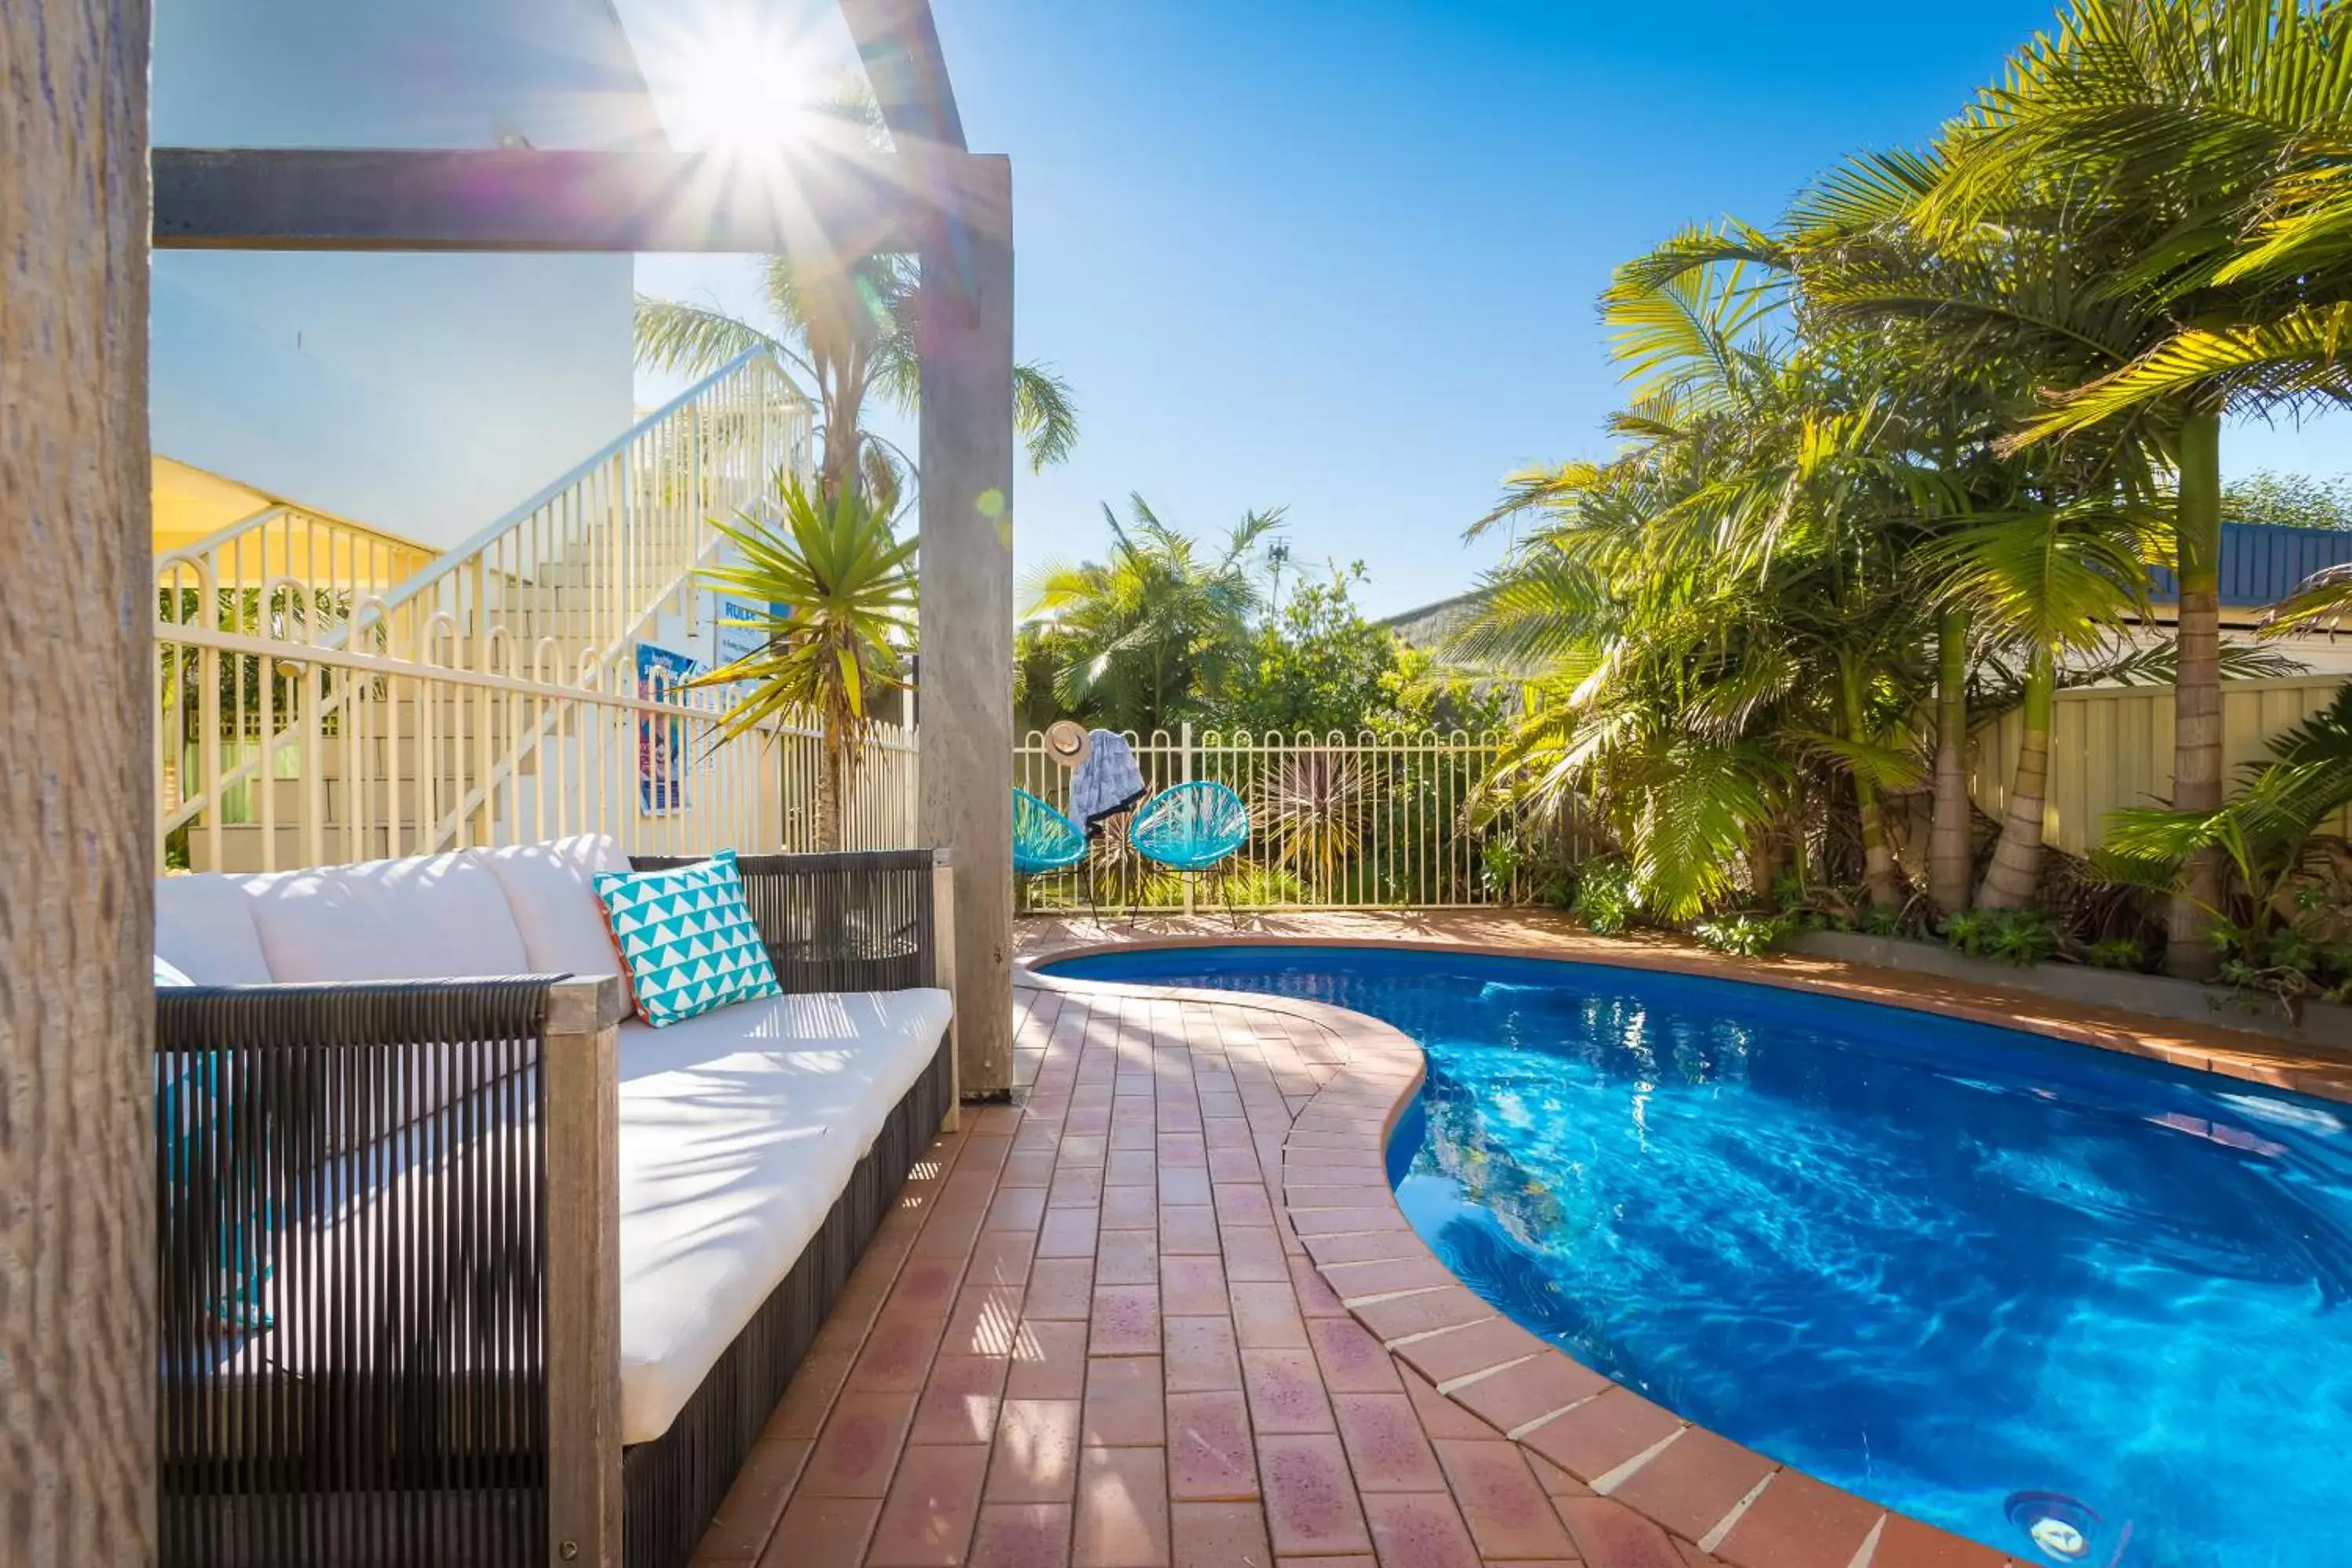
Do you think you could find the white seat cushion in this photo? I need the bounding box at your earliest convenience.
[154,874,272,985]
[474,836,630,978]
[243,851,531,982]
[615,986,951,1444]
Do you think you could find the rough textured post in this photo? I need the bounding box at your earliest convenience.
[1,3,158,1564]
[916,154,1015,1098]
[932,851,961,1131]
[543,975,626,1568]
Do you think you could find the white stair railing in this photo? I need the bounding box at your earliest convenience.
[157,350,828,873]
[354,347,811,675]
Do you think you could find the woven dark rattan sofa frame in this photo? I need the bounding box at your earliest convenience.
[154,848,959,1568]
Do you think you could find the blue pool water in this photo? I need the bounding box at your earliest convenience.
[1040,946,2352,1566]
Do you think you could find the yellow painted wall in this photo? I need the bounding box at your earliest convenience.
[152,456,276,554]
[151,456,437,590]
[1973,674,2352,855]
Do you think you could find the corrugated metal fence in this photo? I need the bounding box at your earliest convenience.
[1973,674,2350,856]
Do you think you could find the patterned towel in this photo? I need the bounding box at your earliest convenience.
[1069,730,1147,837]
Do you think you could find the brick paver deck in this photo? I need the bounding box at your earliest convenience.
[693,913,2347,1567]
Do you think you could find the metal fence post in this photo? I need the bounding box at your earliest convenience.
[1179,721,1196,916]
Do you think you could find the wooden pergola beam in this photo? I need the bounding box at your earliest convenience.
[837,0,968,151]
[151,146,942,255]
[836,0,981,314]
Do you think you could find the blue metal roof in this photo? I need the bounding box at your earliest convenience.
[2149,523,2352,607]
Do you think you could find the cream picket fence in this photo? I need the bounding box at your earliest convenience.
[1014,725,1593,911]
[154,612,916,874]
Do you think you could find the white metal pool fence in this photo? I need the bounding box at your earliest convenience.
[1013,725,1599,912]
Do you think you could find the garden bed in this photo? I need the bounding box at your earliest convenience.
[1788,930,2352,1054]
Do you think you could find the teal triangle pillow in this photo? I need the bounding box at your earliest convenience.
[593,850,782,1025]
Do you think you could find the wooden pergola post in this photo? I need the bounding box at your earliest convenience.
[1,2,160,1564]
[915,153,1017,1098]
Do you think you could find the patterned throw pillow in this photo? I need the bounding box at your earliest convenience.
[593,850,782,1025]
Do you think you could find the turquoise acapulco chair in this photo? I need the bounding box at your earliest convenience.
[1128,780,1250,924]
[1013,788,1094,919]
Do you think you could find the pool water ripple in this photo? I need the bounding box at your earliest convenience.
[1041,945,2352,1568]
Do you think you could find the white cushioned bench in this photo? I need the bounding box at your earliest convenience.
[154,838,957,1568]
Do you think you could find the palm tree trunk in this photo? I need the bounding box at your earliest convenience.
[2167,409,2225,978]
[817,365,869,506]
[1750,825,1784,904]
[1978,645,2053,909]
[1929,607,1973,914]
[816,730,844,852]
[1842,664,1898,908]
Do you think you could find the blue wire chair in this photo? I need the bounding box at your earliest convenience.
[1013,788,1094,919]
[1128,781,1251,924]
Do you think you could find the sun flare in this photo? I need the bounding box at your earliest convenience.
[662,14,819,151]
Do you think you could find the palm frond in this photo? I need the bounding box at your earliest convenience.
[1014,362,1081,471]
[2260,562,2352,639]
[632,296,788,377]
[2016,303,2352,445]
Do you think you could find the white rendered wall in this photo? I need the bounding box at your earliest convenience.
[151,0,664,545]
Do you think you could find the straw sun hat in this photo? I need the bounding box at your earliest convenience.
[1044,720,1093,770]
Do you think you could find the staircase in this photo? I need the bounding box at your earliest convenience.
[156,349,845,874]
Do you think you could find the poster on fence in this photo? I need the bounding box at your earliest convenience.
[712,595,785,702]
[636,641,700,816]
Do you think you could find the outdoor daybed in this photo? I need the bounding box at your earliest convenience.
[151,837,957,1568]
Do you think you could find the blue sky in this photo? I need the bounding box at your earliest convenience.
[630,0,2352,619]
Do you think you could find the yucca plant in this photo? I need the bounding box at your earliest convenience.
[1264,751,1377,900]
[687,477,916,851]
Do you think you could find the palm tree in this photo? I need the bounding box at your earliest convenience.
[1907,0,2352,971]
[633,94,1078,506]
[1926,503,2161,906]
[1599,252,1955,909]
[688,477,916,851]
[637,257,1078,506]
[1764,143,2185,912]
[1022,497,1284,735]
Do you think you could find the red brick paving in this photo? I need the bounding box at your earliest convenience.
[694,948,2058,1567]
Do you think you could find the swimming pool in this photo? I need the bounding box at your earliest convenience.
[1040,944,2352,1568]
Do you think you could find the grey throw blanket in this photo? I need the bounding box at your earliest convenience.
[1069,730,1147,837]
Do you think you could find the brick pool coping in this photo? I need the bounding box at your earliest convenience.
[1014,924,2352,1567]
[1014,920,2352,1107]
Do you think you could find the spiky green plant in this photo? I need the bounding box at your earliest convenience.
[686,477,916,851]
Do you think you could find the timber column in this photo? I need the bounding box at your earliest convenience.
[1,0,160,1562]
[915,152,1016,1097]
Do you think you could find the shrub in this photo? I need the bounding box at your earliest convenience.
[1479,830,1572,906]
[1572,859,1641,935]
[1940,909,2056,966]
[2085,937,2146,972]
[1692,914,1785,957]
[2212,913,2352,1008]
[1134,860,1308,909]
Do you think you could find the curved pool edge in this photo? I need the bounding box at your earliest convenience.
[1018,927,2352,1109]
[1016,945,2020,1568]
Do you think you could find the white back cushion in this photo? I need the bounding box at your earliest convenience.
[474,836,630,978]
[154,874,273,985]
[245,852,529,982]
